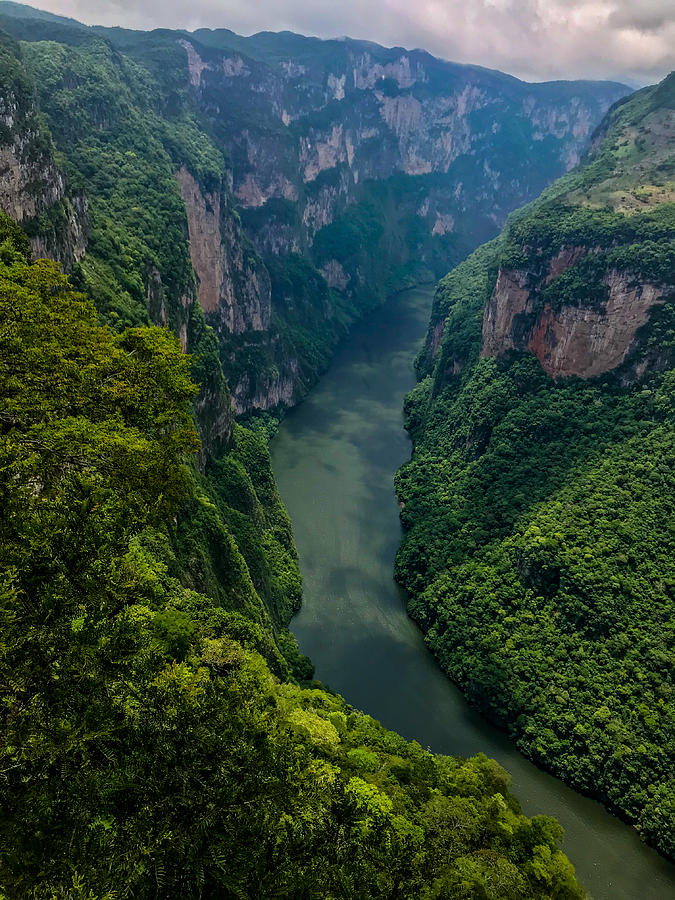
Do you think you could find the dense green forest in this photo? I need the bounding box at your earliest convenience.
[396,74,675,858]
[0,214,586,897]
[0,2,670,893]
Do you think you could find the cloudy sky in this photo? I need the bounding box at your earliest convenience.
[28,0,675,85]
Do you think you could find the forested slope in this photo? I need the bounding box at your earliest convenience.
[396,73,675,858]
[0,215,585,898]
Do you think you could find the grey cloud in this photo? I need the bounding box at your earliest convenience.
[33,0,675,84]
[608,0,675,34]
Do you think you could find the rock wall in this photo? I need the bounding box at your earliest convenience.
[175,165,299,414]
[482,254,667,381]
[166,33,630,414]
[0,68,87,268]
[180,34,628,260]
[528,272,664,379]
[177,166,271,335]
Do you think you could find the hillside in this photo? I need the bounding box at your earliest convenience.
[396,73,675,858]
[0,212,588,897]
[0,1,627,414]
[0,6,610,898]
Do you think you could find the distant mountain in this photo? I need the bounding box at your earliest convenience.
[0,1,629,414]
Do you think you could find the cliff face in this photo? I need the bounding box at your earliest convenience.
[0,34,234,463]
[175,166,314,413]
[177,166,271,336]
[166,33,626,410]
[481,257,667,381]
[477,73,675,384]
[181,34,627,258]
[0,35,86,268]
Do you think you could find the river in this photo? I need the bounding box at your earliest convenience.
[270,285,675,899]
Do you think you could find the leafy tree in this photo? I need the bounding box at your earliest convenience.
[0,242,584,898]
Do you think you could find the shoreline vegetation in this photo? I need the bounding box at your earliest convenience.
[395,73,675,861]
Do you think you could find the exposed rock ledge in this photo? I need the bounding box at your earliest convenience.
[482,264,665,379]
[176,166,271,335]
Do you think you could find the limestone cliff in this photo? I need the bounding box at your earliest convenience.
[177,166,271,336]
[167,31,628,410]
[179,33,627,269]
[175,166,306,414]
[0,34,87,267]
[481,258,668,381]
[478,74,674,384]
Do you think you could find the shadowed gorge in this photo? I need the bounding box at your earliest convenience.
[0,1,673,897]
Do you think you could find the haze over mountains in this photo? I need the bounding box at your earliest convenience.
[5,0,674,84]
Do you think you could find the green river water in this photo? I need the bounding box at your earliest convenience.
[270,285,675,899]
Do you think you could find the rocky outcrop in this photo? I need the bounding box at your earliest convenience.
[177,166,271,335]
[176,166,313,414]
[482,257,667,381]
[482,267,534,358]
[0,75,87,268]
[0,128,62,223]
[529,271,664,378]
[178,39,211,88]
[320,260,350,291]
[234,366,300,413]
[145,267,168,328]
[194,364,234,466]
[177,167,226,315]
[29,192,88,269]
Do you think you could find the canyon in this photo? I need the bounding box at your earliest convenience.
[0,3,628,421]
[1,2,674,895]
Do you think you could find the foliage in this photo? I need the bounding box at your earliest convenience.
[0,209,31,259]
[0,250,585,898]
[0,12,641,895]
[396,73,675,859]
[416,240,501,381]
[312,200,385,266]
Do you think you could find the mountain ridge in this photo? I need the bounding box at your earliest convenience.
[0,2,637,91]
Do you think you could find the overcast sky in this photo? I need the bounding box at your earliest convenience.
[29,0,675,85]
